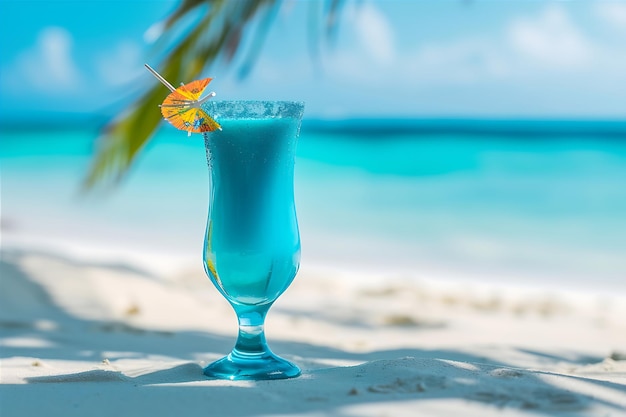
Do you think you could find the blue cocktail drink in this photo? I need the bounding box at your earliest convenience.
[201,101,304,380]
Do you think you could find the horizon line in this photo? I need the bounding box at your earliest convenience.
[1,115,626,136]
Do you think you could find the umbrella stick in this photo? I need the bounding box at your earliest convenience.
[144,64,176,92]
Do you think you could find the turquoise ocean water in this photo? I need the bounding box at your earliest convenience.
[2,120,625,293]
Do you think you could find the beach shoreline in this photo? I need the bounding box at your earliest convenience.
[2,244,625,416]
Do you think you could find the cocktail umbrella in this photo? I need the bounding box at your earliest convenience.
[145,64,221,136]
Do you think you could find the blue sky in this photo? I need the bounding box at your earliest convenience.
[1,0,626,120]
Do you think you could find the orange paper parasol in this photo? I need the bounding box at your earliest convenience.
[145,64,221,135]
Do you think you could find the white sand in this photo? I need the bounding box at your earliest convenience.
[1,246,625,417]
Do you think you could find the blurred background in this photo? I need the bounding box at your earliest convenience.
[1,0,625,293]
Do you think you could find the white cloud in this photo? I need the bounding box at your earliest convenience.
[323,4,600,89]
[507,5,593,69]
[143,21,165,44]
[396,4,601,87]
[351,2,395,65]
[296,2,626,117]
[9,26,83,92]
[96,41,143,86]
[594,2,626,28]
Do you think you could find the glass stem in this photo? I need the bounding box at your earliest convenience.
[232,305,272,358]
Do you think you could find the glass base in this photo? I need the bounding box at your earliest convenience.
[204,351,301,381]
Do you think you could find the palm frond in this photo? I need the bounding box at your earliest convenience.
[84,0,342,190]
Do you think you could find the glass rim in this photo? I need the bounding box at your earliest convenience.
[202,100,305,120]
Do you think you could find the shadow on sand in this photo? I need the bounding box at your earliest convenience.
[1,250,624,417]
